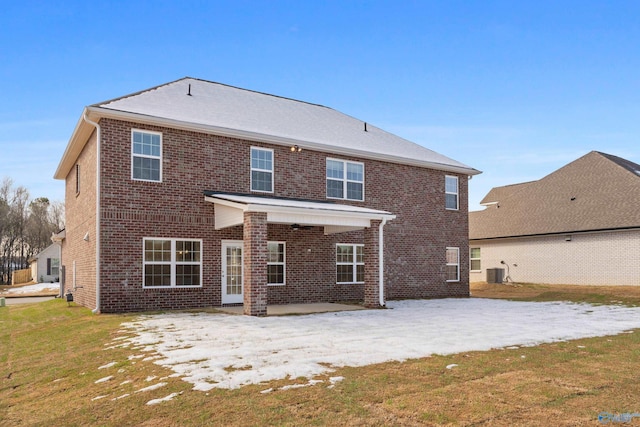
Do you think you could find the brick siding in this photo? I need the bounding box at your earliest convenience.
[64,117,470,313]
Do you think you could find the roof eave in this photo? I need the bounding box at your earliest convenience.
[53,107,101,180]
[470,225,640,241]
[81,106,482,176]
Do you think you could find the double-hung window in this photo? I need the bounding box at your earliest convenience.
[267,242,285,285]
[326,159,364,201]
[336,244,364,284]
[470,247,481,271]
[446,247,460,282]
[251,147,274,192]
[445,175,459,210]
[132,130,162,182]
[143,238,202,287]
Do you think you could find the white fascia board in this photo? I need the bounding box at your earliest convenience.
[205,196,249,211]
[91,106,480,176]
[54,108,94,179]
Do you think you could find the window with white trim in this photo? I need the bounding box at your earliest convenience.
[445,175,459,210]
[470,247,481,271]
[132,130,162,182]
[143,238,202,287]
[327,159,364,201]
[267,241,285,285]
[336,244,364,284]
[250,147,274,192]
[446,247,460,282]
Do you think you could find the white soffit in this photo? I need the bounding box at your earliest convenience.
[205,194,395,235]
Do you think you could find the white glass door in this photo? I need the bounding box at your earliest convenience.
[221,241,243,304]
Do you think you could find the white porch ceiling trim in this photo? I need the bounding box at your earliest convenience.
[205,194,395,235]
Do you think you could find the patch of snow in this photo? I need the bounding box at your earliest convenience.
[329,376,344,384]
[118,299,640,390]
[446,364,458,370]
[120,380,132,385]
[111,394,130,401]
[1,282,59,294]
[98,362,117,370]
[91,395,107,401]
[94,376,113,384]
[135,382,167,393]
[146,392,179,406]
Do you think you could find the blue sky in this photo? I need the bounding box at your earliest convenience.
[1,1,639,210]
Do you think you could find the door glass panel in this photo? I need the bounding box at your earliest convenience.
[226,247,242,295]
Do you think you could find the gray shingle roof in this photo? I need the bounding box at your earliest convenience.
[94,77,479,175]
[470,151,640,239]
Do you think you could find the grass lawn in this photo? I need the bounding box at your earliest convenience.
[1,284,640,426]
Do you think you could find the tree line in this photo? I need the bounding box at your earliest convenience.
[0,177,64,285]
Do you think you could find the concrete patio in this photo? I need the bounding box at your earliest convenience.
[216,302,367,316]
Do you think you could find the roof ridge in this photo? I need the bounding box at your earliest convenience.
[96,77,334,111]
[185,77,333,110]
[596,151,640,177]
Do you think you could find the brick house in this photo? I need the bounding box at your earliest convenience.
[54,77,480,315]
[469,151,640,286]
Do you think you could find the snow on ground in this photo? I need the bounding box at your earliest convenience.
[119,298,640,391]
[1,282,59,294]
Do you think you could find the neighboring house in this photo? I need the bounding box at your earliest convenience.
[54,77,480,315]
[469,151,640,286]
[29,243,61,283]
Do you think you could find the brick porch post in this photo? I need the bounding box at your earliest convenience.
[364,220,382,308]
[243,211,268,316]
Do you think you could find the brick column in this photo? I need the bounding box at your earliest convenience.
[364,220,382,308]
[243,211,268,316]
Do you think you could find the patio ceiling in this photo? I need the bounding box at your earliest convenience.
[204,192,395,235]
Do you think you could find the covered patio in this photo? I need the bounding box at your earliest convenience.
[204,192,396,316]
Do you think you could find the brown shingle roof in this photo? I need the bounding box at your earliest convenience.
[470,151,640,239]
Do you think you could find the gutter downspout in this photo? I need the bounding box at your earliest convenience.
[83,113,101,314]
[378,217,388,307]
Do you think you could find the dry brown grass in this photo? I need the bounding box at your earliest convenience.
[471,282,640,306]
[2,287,640,426]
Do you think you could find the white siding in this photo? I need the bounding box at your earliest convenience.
[470,229,640,286]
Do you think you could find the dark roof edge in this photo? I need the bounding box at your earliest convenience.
[470,225,640,241]
[204,190,337,205]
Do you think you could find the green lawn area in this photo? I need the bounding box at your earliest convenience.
[1,285,639,426]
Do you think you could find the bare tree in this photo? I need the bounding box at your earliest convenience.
[0,177,64,284]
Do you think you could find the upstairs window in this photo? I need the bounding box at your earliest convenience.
[327,159,364,201]
[336,244,364,284]
[132,130,162,182]
[445,175,459,210]
[251,147,273,192]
